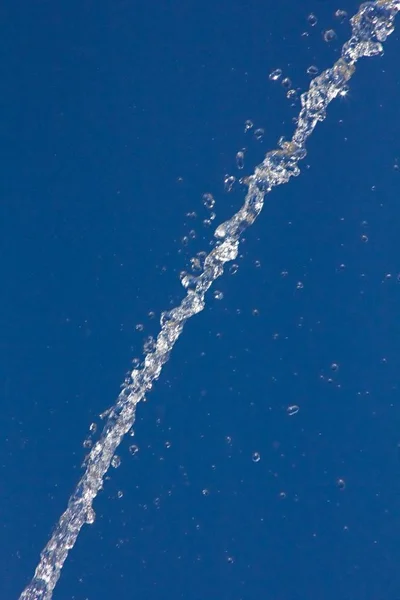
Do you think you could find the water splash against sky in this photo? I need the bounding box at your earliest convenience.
[19,1,400,598]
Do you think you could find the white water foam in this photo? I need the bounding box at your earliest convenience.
[20,1,399,597]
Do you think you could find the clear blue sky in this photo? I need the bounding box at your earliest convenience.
[1,1,400,599]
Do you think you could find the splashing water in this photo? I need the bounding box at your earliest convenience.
[19,1,399,598]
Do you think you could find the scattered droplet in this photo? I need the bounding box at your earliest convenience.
[281,77,292,90]
[331,362,339,371]
[236,150,245,170]
[111,455,121,468]
[307,65,319,76]
[307,13,318,26]
[334,9,348,23]
[214,290,224,300]
[252,452,261,463]
[287,405,300,416]
[269,68,282,81]
[323,29,337,43]
[361,234,369,243]
[129,444,139,456]
[337,478,346,490]
[244,119,253,133]
[253,128,264,141]
[202,192,215,209]
[229,264,239,275]
[224,174,236,192]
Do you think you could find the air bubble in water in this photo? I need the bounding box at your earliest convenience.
[252,452,261,462]
[281,77,292,89]
[214,290,224,300]
[254,128,264,141]
[287,405,299,416]
[244,119,253,133]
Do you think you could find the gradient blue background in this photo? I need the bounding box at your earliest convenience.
[1,1,400,599]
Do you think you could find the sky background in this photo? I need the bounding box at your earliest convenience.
[1,1,400,599]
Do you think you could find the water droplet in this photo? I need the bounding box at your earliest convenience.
[334,9,348,23]
[214,290,224,300]
[307,13,318,26]
[361,234,369,243]
[236,150,245,169]
[224,174,236,192]
[111,455,121,468]
[229,264,239,275]
[337,478,346,490]
[307,65,319,76]
[269,68,282,81]
[287,405,299,416]
[331,362,339,371]
[253,128,265,141]
[323,29,337,43]
[244,119,253,133]
[281,77,292,90]
[252,452,261,462]
[202,193,215,209]
[129,444,139,456]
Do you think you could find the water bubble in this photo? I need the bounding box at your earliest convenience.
[244,119,253,133]
[281,77,292,90]
[214,290,224,300]
[331,362,339,371]
[252,452,261,462]
[361,234,369,243]
[129,444,139,456]
[287,405,300,416]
